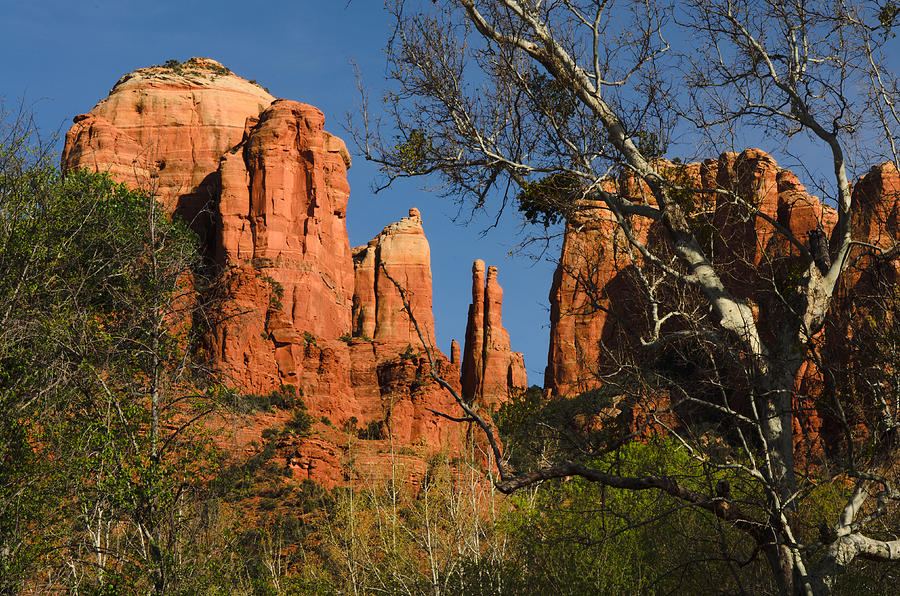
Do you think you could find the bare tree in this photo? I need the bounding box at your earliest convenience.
[352,1,900,593]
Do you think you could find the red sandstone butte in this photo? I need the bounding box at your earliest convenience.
[545,149,839,398]
[821,161,900,450]
[544,150,900,457]
[460,260,527,406]
[348,207,466,455]
[61,58,275,239]
[212,99,356,400]
[61,60,478,486]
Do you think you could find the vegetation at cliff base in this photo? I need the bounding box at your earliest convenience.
[0,112,224,593]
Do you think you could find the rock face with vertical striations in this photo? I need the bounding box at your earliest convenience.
[212,99,356,402]
[62,58,275,247]
[545,149,839,399]
[351,208,436,346]
[460,260,527,406]
[543,149,900,458]
[819,161,900,457]
[348,207,465,455]
[61,60,477,487]
[461,261,487,401]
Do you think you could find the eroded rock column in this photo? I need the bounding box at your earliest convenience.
[460,260,527,406]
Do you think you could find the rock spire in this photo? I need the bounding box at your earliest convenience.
[460,260,527,405]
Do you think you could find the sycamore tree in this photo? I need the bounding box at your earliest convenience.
[354,1,900,593]
[0,108,222,594]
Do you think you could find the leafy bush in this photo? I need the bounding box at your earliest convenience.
[357,420,385,440]
[231,384,300,413]
[341,416,359,434]
[302,331,317,347]
[285,407,313,436]
[495,384,626,472]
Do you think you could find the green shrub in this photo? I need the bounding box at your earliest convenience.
[399,344,416,360]
[285,408,313,435]
[357,420,385,440]
[231,384,299,413]
[341,417,358,434]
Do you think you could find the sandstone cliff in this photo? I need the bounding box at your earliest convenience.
[545,149,839,398]
[61,59,475,486]
[351,208,436,346]
[212,99,355,399]
[61,58,275,246]
[543,149,900,458]
[348,207,464,454]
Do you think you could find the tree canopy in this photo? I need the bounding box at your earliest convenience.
[353,1,900,593]
[0,110,223,593]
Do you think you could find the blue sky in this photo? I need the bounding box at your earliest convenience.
[1,1,557,384]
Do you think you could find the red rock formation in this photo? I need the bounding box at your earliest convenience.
[546,149,839,398]
[212,99,356,400]
[450,340,461,368]
[62,58,275,242]
[460,260,527,406]
[846,161,900,253]
[461,261,487,400]
[352,208,436,346]
[820,161,900,453]
[544,149,900,458]
[61,60,479,487]
[347,207,466,454]
[545,199,627,397]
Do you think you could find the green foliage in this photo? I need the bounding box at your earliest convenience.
[635,129,668,159]
[490,441,759,594]
[337,332,352,343]
[526,68,576,123]
[0,117,222,593]
[495,385,628,472]
[302,330,317,347]
[204,61,232,76]
[232,384,301,413]
[393,128,432,173]
[341,416,359,434]
[357,420,385,440]
[230,384,312,435]
[239,440,776,595]
[879,1,899,35]
[516,171,580,228]
[409,373,430,391]
[158,58,232,79]
[285,406,314,436]
[262,274,284,312]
